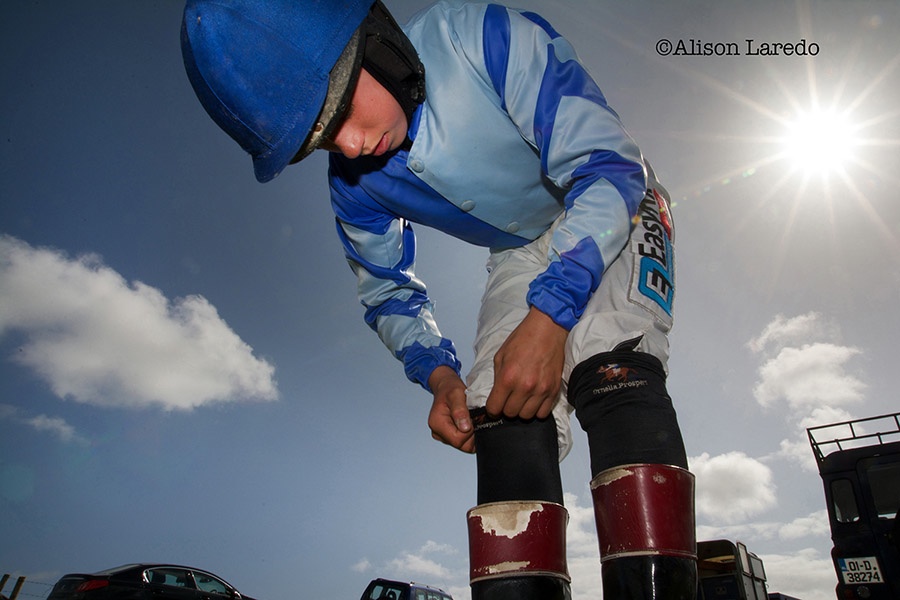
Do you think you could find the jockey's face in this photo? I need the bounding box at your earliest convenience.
[320,68,408,159]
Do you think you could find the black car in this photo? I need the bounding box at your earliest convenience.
[360,578,452,600]
[47,564,256,600]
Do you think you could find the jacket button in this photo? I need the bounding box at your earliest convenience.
[460,200,475,212]
[409,158,425,173]
[506,222,520,233]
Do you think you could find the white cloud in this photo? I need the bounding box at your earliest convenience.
[564,492,601,557]
[387,543,454,580]
[747,312,837,355]
[716,314,860,600]
[748,312,864,415]
[796,405,855,431]
[419,540,458,555]
[353,543,458,596]
[753,343,865,410]
[0,235,278,410]
[691,452,777,523]
[24,414,87,445]
[778,509,830,540]
[0,403,88,445]
[351,559,371,573]
[695,511,830,546]
[760,548,836,600]
[748,313,867,472]
[768,437,819,471]
[388,553,452,579]
[696,520,781,543]
[563,493,603,600]
[444,585,471,600]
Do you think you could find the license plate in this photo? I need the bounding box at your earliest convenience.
[838,557,884,584]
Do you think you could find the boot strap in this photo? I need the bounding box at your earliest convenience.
[467,501,570,583]
[591,463,696,561]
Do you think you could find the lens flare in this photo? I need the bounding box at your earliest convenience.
[781,109,858,174]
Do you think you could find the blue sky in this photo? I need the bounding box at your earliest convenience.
[2,2,899,600]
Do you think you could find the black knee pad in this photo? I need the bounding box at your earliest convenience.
[470,408,563,505]
[568,350,688,477]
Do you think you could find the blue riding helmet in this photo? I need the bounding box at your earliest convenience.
[181,0,375,182]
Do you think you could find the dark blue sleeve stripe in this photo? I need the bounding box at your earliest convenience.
[482,4,511,110]
[363,292,431,330]
[330,154,397,235]
[527,237,607,328]
[570,151,647,217]
[334,217,415,288]
[533,44,613,172]
[520,10,561,39]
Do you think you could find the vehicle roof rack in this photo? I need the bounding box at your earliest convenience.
[807,411,900,463]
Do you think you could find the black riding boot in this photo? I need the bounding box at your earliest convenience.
[468,411,572,600]
[569,349,698,599]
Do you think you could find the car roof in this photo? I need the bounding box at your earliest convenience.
[371,578,448,594]
[410,583,446,591]
[86,564,223,577]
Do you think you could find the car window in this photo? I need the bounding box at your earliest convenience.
[867,462,900,518]
[831,478,860,523]
[194,573,230,595]
[411,588,448,600]
[365,583,405,600]
[145,568,194,589]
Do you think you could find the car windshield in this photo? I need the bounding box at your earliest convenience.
[365,582,406,600]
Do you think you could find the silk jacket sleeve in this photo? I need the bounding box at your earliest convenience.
[479,4,647,329]
[329,156,461,391]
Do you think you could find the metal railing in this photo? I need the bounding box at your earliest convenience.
[807,412,900,462]
[0,575,54,600]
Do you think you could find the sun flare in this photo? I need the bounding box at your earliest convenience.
[781,109,858,175]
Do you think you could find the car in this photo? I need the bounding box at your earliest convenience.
[47,564,256,600]
[360,578,452,600]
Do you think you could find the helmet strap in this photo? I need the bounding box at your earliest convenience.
[362,1,426,126]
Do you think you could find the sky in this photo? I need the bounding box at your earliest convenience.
[1,1,899,600]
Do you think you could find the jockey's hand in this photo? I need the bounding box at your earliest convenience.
[485,307,568,420]
[428,366,475,453]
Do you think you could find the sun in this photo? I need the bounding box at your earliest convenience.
[780,108,859,175]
